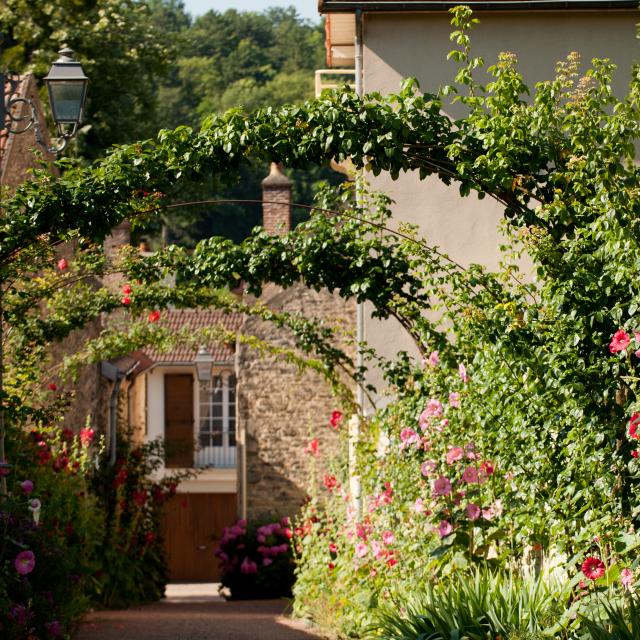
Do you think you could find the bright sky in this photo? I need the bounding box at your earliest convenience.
[181,0,320,22]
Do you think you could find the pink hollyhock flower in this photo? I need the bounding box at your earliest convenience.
[418,410,432,431]
[446,446,464,465]
[80,428,94,446]
[329,410,343,429]
[355,542,368,558]
[382,530,395,546]
[413,497,425,513]
[610,329,631,353]
[424,399,443,418]
[329,542,338,554]
[304,438,319,456]
[421,460,437,476]
[448,392,460,408]
[459,363,469,383]
[57,258,68,271]
[148,310,161,323]
[428,350,439,366]
[21,479,34,494]
[629,413,640,440]
[400,428,419,448]
[262,557,273,567]
[432,476,452,497]
[462,466,480,483]
[482,500,503,521]
[45,620,62,637]
[371,540,383,559]
[438,520,453,537]
[15,550,36,575]
[582,556,605,581]
[466,503,481,520]
[240,558,258,574]
[621,567,634,590]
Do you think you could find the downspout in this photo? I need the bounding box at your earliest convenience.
[109,376,123,466]
[101,360,138,466]
[236,334,247,520]
[351,7,364,517]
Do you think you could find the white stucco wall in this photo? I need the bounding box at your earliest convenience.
[360,9,639,401]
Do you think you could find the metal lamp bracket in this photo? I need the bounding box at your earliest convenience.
[2,73,73,155]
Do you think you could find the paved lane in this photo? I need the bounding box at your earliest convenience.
[75,584,323,640]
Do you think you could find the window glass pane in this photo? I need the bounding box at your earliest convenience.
[211,426,222,447]
[211,376,223,402]
[198,432,210,448]
[212,404,223,418]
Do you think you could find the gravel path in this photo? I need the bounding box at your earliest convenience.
[75,584,323,640]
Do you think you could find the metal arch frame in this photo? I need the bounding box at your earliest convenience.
[1,71,75,154]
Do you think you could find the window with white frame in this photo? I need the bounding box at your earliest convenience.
[196,371,236,468]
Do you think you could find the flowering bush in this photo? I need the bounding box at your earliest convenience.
[89,439,189,608]
[215,518,295,599]
[0,422,103,639]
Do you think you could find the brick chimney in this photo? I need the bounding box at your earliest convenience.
[261,163,292,235]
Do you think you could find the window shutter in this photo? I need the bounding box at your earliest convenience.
[165,373,194,468]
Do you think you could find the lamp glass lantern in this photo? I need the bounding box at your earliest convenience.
[43,47,88,128]
[194,345,214,382]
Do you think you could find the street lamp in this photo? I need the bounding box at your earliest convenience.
[1,47,88,154]
[194,345,214,382]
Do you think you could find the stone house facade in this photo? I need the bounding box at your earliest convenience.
[109,164,354,580]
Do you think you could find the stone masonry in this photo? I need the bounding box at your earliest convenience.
[237,165,356,521]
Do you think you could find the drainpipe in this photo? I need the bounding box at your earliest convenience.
[101,360,138,466]
[235,335,247,520]
[351,7,364,517]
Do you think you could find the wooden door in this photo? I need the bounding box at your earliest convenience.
[160,493,237,582]
[165,374,194,468]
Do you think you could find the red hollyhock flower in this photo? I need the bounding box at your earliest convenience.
[610,329,631,353]
[57,258,68,271]
[629,413,640,440]
[48,383,57,391]
[121,295,131,306]
[632,450,639,459]
[329,410,343,429]
[148,310,161,323]
[323,474,338,491]
[304,438,319,456]
[122,284,132,295]
[582,556,605,580]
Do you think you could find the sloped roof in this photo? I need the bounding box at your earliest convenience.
[319,0,638,12]
[142,309,243,365]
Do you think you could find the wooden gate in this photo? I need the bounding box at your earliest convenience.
[160,493,237,582]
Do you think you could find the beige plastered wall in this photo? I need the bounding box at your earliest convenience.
[361,9,639,403]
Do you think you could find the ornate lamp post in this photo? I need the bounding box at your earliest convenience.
[0,46,89,496]
[1,47,88,154]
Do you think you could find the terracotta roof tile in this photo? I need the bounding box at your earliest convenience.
[142,309,242,365]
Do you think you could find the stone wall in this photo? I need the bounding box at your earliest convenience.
[237,283,355,522]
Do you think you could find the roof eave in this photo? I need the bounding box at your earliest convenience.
[319,0,638,12]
